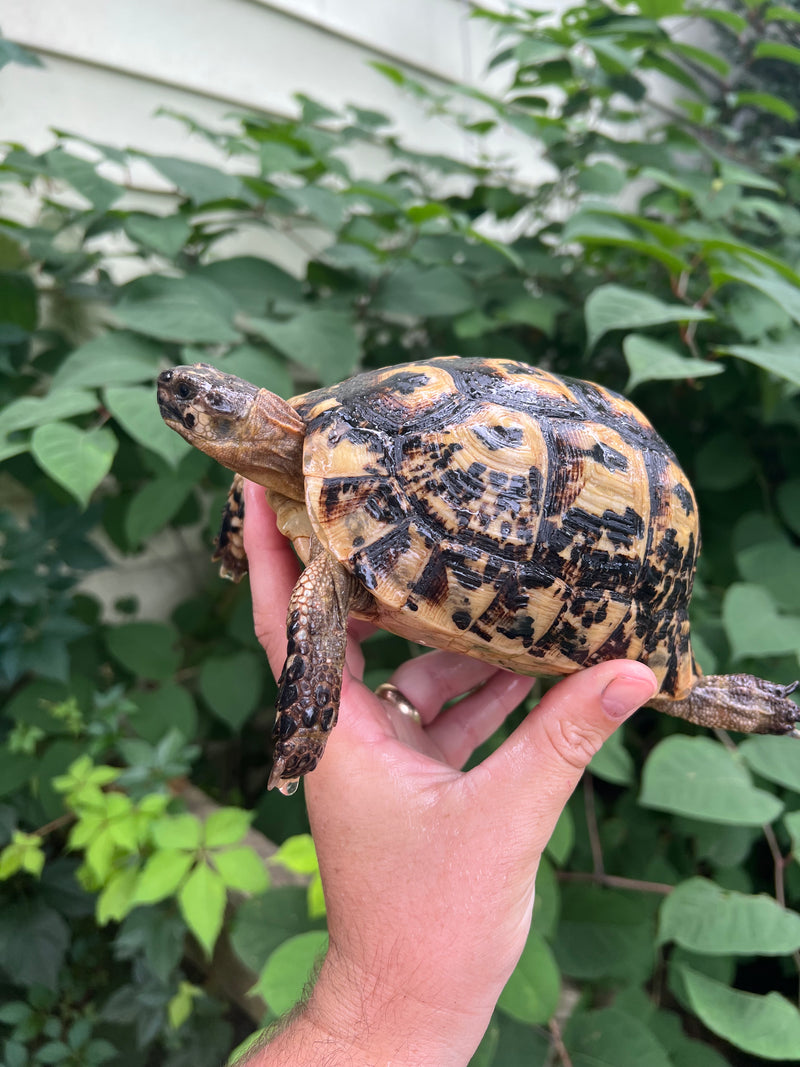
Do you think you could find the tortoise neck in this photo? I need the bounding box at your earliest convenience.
[233,389,305,501]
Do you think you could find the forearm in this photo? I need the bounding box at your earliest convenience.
[239,953,487,1067]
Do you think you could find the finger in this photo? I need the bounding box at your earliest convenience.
[426,671,535,768]
[389,651,507,724]
[474,660,658,849]
[241,479,300,679]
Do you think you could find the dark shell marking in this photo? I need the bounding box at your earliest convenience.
[296,357,699,698]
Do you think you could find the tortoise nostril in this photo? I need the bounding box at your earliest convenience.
[158,370,173,384]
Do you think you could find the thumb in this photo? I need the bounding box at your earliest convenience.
[475,660,658,848]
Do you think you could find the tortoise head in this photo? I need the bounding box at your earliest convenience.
[157,364,305,498]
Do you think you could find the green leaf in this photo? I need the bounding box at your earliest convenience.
[739,735,800,792]
[720,339,800,389]
[204,808,251,848]
[730,91,797,123]
[152,814,202,851]
[254,930,329,1015]
[553,884,656,982]
[106,621,181,681]
[114,275,240,343]
[589,727,634,785]
[585,285,712,349]
[546,807,574,866]
[0,898,70,989]
[133,850,194,904]
[753,40,800,65]
[128,683,197,744]
[469,1020,500,1067]
[0,38,45,70]
[722,583,800,661]
[3,1039,28,1067]
[718,270,800,331]
[680,966,800,1060]
[372,263,476,318]
[178,861,226,957]
[668,41,730,76]
[248,309,360,385]
[50,332,163,390]
[565,1007,673,1067]
[694,432,754,491]
[231,886,320,973]
[623,335,723,391]
[576,161,627,195]
[124,477,194,547]
[497,928,559,1025]
[736,540,800,612]
[563,219,691,274]
[778,479,800,537]
[640,736,784,825]
[44,148,121,211]
[144,155,244,203]
[221,345,293,397]
[31,423,117,507]
[285,186,347,231]
[659,877,800,955]
[532,856,559,938]
[197,257,304,316]
[199,651,264,730]
[785,811,800,857]
[97,866,139,924]
[695,7,748,31]
[212,848,268,893]
[765,5,800,23]
[273,834,319,876]
[495,294,566,337]
[104,384,190,467]
[123,213,192,259]
[0,390,98,437]
[36,1039,71,1063]
[259,142,312,174]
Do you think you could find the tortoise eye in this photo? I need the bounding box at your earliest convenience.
[176,382,192,400]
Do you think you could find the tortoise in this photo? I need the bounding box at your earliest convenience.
[157,356,799,794]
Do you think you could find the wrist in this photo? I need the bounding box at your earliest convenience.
[300,945,491,1067]
[242,946,490,1067]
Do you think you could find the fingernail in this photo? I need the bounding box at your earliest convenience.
[602,675,658,720]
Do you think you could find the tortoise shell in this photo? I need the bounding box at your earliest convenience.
[288,355,698,698]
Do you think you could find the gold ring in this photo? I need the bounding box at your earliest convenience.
[375,683,422,724]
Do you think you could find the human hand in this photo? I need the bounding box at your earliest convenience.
[241,479,658,1066]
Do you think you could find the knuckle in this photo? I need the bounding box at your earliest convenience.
[541,714,605,772]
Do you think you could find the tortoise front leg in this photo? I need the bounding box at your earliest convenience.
[269,544,357,795]
[213,473,249,582]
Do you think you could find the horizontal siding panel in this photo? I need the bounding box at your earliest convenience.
[247,0,501,83]
[2,0,549,200]
[4,0,506,103]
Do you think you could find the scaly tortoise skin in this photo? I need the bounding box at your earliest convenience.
[157,356,800,794]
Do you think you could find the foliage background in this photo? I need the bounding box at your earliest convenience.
[2,1,800,1064]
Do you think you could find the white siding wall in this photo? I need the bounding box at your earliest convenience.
[2,0,511,170]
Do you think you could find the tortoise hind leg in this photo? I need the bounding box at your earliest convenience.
[213,473,249,582]
[269,543,357,795]
[650,674,800,736]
